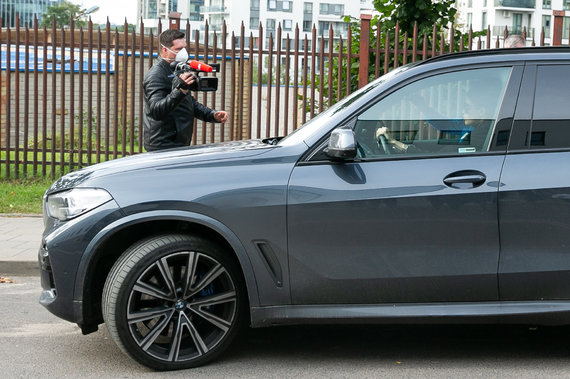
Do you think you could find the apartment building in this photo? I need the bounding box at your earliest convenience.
[456,0,570,46]
[139,0,375,48]
[0,0,63,27]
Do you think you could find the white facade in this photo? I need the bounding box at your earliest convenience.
[139,0,375,48]
[456,0,570,46]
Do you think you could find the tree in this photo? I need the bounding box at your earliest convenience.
[40,1,86,28]
[373,0,457,36]
[309,0,462,109]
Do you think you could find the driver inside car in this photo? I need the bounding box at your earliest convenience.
[375,126,410,153]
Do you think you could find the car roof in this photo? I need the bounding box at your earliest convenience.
[418,46,570,66]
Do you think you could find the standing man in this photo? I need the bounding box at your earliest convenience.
[143,29,229,151]
[504,34,525,48]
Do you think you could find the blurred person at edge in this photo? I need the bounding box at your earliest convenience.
[143,29,229,151]
[505,34,525,48]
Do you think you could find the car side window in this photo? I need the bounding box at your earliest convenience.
[529,65,570,149]
[354,67,512,159]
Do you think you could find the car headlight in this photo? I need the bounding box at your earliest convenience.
[46,188,113,221]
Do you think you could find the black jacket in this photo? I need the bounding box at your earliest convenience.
[143,58,216,151]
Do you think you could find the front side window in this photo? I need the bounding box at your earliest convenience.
[353,67,512,159]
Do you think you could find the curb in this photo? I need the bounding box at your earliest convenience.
[0,213,43,218]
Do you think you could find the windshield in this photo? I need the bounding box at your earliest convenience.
[278,63,418,147]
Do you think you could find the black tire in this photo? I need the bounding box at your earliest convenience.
[102,234,246,371]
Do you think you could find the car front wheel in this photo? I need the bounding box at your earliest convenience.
[102,234,245,370]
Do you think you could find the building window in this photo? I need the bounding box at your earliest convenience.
[284,19,292,31]
[250,17,259,29]
[146,0,158,19]
[267,0,292,12]
[543,0,551,9]
[483,0,487,6]
[317,21,347,36]
[169,0,178,12]
[303,1,312,31]
[482,12,487,30]
[467,13,472,28]
[542,15,551,38]
[267,18,276,30]
[319,3,344,15]
[282,1,292,12]
[467,0,473,7]
[563,16,570,37]
[564,0,570,10]
[512,13,522,35]
[251,0,260,11]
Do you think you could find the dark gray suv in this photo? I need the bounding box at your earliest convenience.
[40,47,570,370]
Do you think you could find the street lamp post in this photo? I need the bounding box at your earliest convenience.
[73,5,100,21]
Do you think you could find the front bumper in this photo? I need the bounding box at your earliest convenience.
[38,200,123,325]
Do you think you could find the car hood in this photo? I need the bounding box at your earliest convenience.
[47,140,276,194]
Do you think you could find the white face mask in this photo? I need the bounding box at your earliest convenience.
[162,45,189,63]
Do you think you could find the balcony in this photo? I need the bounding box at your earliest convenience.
[200,6,229,14]
[492,25,535,38]
[494,0,535,9]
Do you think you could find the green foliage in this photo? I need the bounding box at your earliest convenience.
[114,24,137,33]
[92,23,137,32]
[373,0,457,36]
[40,1,86,28]
[306,0,483,112]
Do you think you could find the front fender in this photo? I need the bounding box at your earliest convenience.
[74,210,260,309]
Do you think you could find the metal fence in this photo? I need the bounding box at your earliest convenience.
[0,15,548,179]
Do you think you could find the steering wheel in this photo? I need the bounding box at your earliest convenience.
[377,135,391,155]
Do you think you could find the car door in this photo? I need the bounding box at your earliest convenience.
[288,64,523,305]
[499,62,570,300]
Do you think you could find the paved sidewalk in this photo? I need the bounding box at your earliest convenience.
[0,215,44,276]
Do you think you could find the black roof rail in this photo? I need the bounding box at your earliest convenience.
[418,46,570,65]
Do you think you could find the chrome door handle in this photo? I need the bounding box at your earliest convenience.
[443,170,486,189]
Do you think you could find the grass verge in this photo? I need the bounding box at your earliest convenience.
[0,177,52,214]
[1,151,69,215]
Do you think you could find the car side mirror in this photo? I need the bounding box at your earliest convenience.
[325,127,357,161]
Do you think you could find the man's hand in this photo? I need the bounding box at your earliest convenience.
[375,125,408,152]
[177,72,196,94]
[214,111,229,123]
[375,126,389,140]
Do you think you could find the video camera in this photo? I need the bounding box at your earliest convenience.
[171,60,220,92]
